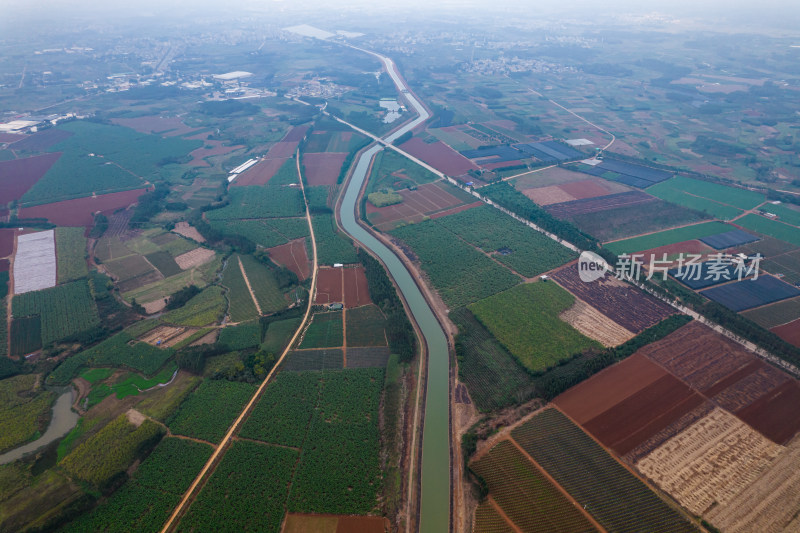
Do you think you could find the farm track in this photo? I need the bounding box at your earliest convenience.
[237,256,262,316]
[159,150,320,533]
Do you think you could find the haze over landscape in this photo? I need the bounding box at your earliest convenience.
[1,2,800,532]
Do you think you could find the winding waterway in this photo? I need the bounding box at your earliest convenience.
[0,389,79,465]
[338,50,450,533]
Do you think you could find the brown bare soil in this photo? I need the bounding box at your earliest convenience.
[521,185,575,206]
[190,329,219,346]
[706,435,800,532]
[268,238,310,280]
[554,353,667,425]
[314,267,343,305]
[18,188,148,227]
[138,325,199,348]
[636,408,781,515]
[125,408,147,427]
[174,247,215,270]
[772,318,800,347]
[172,221,205,243]
[142,298,168,314]
[558,179,615,200]
[400,137,478,176]
[550,265,675,333]
[232,158,287,187]
[736,380,800,445]
[303,152,347,185]
[366,182,468,231]
[343,266,371,307]
[559,298,635,347]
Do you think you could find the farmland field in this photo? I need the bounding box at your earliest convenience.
[299,311,343,349]
[61,414,164,487]
[222,255,259,322]
[345,304,387,347]
[205,185,304,221]
[12,280,100,345]
[366,181,476,231]
[240,371,321,447]
[13,230,56,294]
[451,307,535,412]
[160,286,226,327]
[311,215,359,265]
[636,408,780,515]
[268,238,311,280]
[736,214,800,247]
[18,188,148,227]
[207,217,309,248]
[469,283,600,372]
[390,219,520,308]
[765,203,800,227]
[261,317,302,356]
[218,321,262,350]
[0,375,54,453]
[145,251,182,278]
[604,221,733,254]
[473,502,515,533]
[647,176,764,219]
[0,152,61,204]
[471,440,598,532]
[287,368,383,514]
[434,205,577,277]
[302,152,347,185]
[550,265,675,333]
[55,227,88,283]
[511,409,698,533]
[167,379,256,443]
[177,440,297,533]
[700,275,800,311]
[559,298,635,347]
[399,137,478,176]
[282,349,344,371]
[239,255,287,314]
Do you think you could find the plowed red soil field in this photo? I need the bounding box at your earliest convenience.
[19,188,148,226]
[0,133,25,143]
[233,158,287,186]
[343,266,371,307]
[555,353,704,455]
[315,267,343,304]
[8,129,72,151]
[268,238,310,280]
[550,264,675,333]
[0,152,61,204]
[772,318,800,347]
[282,125,309,143]
[303,152,347,185]
[559,179,615,200]
[736,380,800,444]
[0,229,16,258]
[0,259,9,272]
[399,137,478,176]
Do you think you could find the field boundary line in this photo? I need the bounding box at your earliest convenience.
[237,255,262,315]
[486,496,523,533]
[505,436,607,533]
[159,148,320,533]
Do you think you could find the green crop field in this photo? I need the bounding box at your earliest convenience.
[240,371,321,447]
[737,214,800,247]
[767,203,800,227]
[177,440,297,533]
[261,317,302,355]
[222,257,259,323]
[0,375,54,453]
[282,349,344,371]
[55,227,88,283]
[742,296,800,329]
[368,149,438,194]
[646,178,751,220]
[469,282,600,372]
[160,286,226,327]
[450,307,535,412]
[79,367,114,384]
[49,330,174,384]
[61,414,164,487]
[471,440,597,532]
[12,280,100,345]
[346,304,387,347]
[9,316,42,356]
[511,409,698,533]
[239,255,287,314]
[167,379,256,443]
[312,215,359,265]
[206,217,309,248]
[206,181,304,220]
[287,368,384,514]
[61,438,212,533]
[299,311,343,349]
[145,250,182,277]
[391,219,520,308]
[21,121,201,206]
[604,221,733,254]
[218,321,262,350]
[435,205,577,277]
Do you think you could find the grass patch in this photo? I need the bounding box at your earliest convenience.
[469,282,601,372]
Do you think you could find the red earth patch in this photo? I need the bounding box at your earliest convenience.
[399,137,478,176]
[233,158,288,187]
[0,229,14,257]
[8,129,73,151]
[558,179,614,200]
[771,318,800,348]
[303,152,347,186]
[19,188,149,227]
[268,238,310,281]
[188,141,245,167]
[0,152,62,204]
[314,267,343,305]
